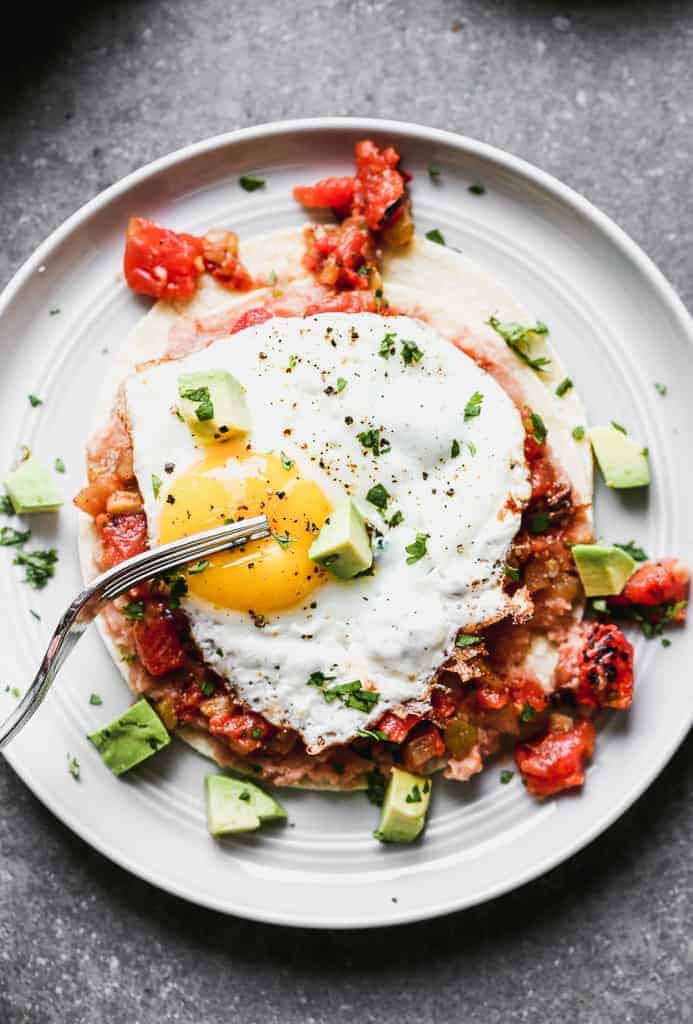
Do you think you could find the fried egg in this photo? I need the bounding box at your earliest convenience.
[125,314,530,751]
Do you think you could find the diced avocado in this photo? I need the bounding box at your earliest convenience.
[4,455,63,513]
[177,369,250,444]
[308,499,372,579]
[374,767,432,843]
[572,543,637,597]
[588,425,650,489]
[205,775,287,836]
[88,698,170,776]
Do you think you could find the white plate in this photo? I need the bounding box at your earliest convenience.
[1,118,691,928]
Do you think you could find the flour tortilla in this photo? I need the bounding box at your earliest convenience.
[78,227,592,787]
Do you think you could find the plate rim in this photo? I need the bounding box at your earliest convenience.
[2,116,692,929]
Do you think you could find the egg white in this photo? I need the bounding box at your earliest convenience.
[125,313,530,751]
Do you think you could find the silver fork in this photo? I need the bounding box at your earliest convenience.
[0,515,271,750]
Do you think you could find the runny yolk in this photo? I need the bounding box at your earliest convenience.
[158,441,332,615]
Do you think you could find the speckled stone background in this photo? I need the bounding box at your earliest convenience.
[1,2,692,1022]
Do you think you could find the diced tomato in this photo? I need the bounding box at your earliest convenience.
[577,622,634,710]
[401,722,445,772]
[98,512,147,569]
[376,710,421,744]
[352,139,406,231]
[475,683,510,712]
[515,720,596,798]
[293,139,407,232]
[133,610,186,677]
[510,678,547,715]
[303,220,374,290]
[201,229,254,292]
[208,709,274,756]
[123,217,204,301]
[230,307,274,334]
[293,176,356,216]
[611,558,689,617]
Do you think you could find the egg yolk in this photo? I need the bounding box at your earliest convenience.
[158,442,332,614]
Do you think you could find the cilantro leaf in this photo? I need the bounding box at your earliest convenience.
[13,548,58,589]
[487,316,551,374]
[239,174,265,192]
[366,483,390,510]
[425,228,446,245]
[379,332,397,359]
[400,339,424,366]
[614,541,648,562]
[464,391,484,421]
[555,377,573,397]
[455,634,482,648]
[405,533,429,564]
[0,526,30,546]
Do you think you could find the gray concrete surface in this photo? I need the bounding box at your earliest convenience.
[1,2,692,1021]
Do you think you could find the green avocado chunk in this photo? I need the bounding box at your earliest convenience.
[5,455,63,513]
[205,775,287,836]
[588,425,650,488]
[374,767,432,843]
[572,543,637,597]
[177,369,250,444]
[88,699,170,776]
[308,499,373,579]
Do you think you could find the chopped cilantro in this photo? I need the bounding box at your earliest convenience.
[336,377,347,393]
[89,693,103,706]
[366,483,390,510]
[468,182,486,195]
[529,511,550,535]
[405,533,429,564]
[272,531,294,549]
[356,728,390,741]
[504,562,521,581]
[13,548,58,589]
[520,702,537,723]
[500,769,514,784]
[122,599,145,622]
[487,316,551,374]
[405,784,422,804]
[49,308,60,316]
[187,560,210,574]
[379,332,397,358]
[54,457,65,474]
[67,755,80,780]
[239,174,265,191]
[464,390,484,421]
[357,429,390,456]
[306,670,336,689]
[387,509,404,528]
[428,164,441,181]
[152,474,162,499]
[28,394,42,407]
[165,572,188,608]
[280,450,295,470]
[323,679,380,713]
[239,788,251,800]
[611,421,627,434]
[425,228,446,245]
[0,526,30,546]
[572,425,585,441]
[555,377,573,397]
[655,382,667,396]
[662,637,672,648]
[456,634,482,648]
[614,541,648,562]
[529,411,547,444]
[200,678,215,697]
[401,338,424,366]
[451,439,461,458]
[0,495,14,516]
